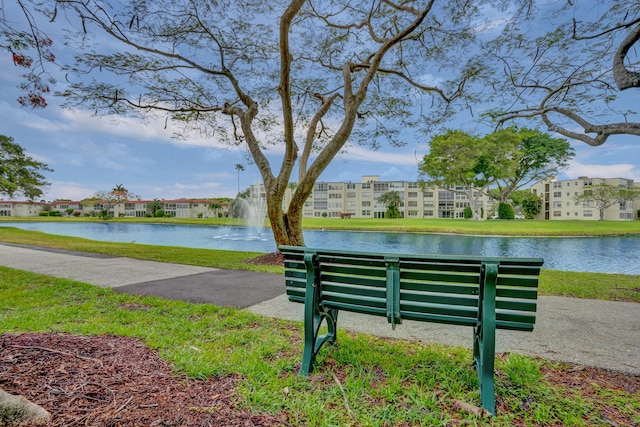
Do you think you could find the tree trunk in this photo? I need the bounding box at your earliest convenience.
[266,191,305,248]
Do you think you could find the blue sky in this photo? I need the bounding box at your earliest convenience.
[2,3,640,202]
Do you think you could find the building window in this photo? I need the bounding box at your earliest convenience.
[347,192,356,198]
[584,210,592,217]
[328,193,342,199]
[346,183,356,189]
[361,210,370,216]
[553,182,562,188]
[553,211,562,217]
[408,192,418,198]
[423,191,434,198]
[423,210,433,217]
[408,201,418,207]
[407,210,418,216]
[553,201,562,208]
[553,191,561,197]
[362,201,371,207]
[408,182,417,188]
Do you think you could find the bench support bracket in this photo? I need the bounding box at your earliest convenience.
[300,252,338,375]
[473,261,498,415]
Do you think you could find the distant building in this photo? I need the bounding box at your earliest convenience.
[530,176,638,221]
[0,199,229,218]
[249,175,494,219]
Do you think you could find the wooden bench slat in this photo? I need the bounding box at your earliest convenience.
[496,299,537,312]
[401,270,481,284]
[498,276,540,287]
[496,287,538,299]
[400,291,478,307]
[321,264,387,278]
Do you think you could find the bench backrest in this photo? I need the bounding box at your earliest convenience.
[280,245,544,331]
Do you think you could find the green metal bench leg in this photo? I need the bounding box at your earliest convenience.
[300,252,338,376]
[473,262,498,415]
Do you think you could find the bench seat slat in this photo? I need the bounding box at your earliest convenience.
[401,270,481,284]
[322,283,386,299]
[496,299,537,312]
[400,281,479,295]
[321,264,387,278]
[321,273,387,288]
[400,291,478,307]
[496,287,538,299]
[498,276,540,287]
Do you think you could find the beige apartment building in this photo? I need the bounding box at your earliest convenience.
[249,175,493,219]
[0,199,229,219]
[530,176,638,221]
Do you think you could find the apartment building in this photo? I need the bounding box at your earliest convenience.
[0,199,229,218]
[249,175,493,219]
[530,176,638,221]
[0,201,48,217]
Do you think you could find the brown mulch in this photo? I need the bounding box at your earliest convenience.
[245,252,285,267]
[0,333,290,427]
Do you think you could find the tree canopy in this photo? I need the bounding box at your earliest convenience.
[492,128,574,203]
[1,0,56,108]
[481,0,640,146]
[0,134,52,200]
[574,184,640,221]
[376,191,402,219]
[50,0,502,245]
[418,129,519,220]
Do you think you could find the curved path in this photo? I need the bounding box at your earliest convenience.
[1,243,638,375]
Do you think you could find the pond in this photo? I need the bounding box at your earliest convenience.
[1,221,639,275]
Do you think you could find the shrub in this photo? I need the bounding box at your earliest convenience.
[155,209,165,218]
[38,211,49,216]
[73,211,82,217]
[463,206,473,219]
[49,210,61,217]
[498,202,515,219]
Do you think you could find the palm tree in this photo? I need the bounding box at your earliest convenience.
[234,164,245,196]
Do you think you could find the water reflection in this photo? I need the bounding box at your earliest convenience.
[1,222,639,275]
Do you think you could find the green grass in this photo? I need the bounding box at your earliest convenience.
[1,267,638,426]
[1,226,639,302]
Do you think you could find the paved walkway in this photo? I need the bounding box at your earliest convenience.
[1,243,638,375]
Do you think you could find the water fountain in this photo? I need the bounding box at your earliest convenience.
[211,196,270,242]
[240,197,268,238]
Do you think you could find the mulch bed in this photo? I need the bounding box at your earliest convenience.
[0,333,290,426]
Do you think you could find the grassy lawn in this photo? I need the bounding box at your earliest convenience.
[1,267,638,426]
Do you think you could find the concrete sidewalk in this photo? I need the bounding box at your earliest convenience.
[1,243,638,375]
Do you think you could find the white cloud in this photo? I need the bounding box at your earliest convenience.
[564,160,640,181]
[45,181,96,201]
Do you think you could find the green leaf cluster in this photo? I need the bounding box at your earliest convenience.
[0,135,52,200]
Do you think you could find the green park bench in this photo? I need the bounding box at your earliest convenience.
[279,245,544,415]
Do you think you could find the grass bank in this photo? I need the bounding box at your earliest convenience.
[0,227,638,302]
[1,267,638,426]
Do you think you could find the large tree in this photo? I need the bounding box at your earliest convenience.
[574,184,640,221]
[0,134,52,200]
[49,0,504,246]
[493,128,574,203]
[418,129,519,220]
[483,0,640,146]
